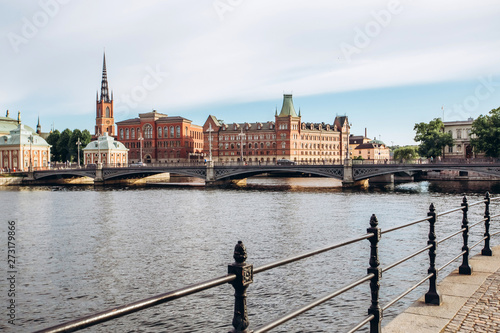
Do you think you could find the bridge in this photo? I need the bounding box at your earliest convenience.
[25,160,500,186]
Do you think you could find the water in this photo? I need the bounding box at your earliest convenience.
[0,179,499,332]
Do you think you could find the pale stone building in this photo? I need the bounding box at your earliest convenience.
[0,124,51,172]
[83,133,129,166]
[443,119,474,159]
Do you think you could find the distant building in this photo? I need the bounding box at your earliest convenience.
[83,133,128,166]
[0,124,51,171]
[352,139,391,161]
[203,94,350,163]
[443,119,474,159]
[94,53,115,138]
[116,110,204,163]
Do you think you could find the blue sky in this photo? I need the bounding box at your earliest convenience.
[1,0,500,145]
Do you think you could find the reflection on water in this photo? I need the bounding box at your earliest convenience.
[0,179,499,333]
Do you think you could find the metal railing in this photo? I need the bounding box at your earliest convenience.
[34,193,499,333]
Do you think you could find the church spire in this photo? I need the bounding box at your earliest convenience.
[37,115,42,134]
[100,52,110,103]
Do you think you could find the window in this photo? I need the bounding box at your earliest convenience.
[158,127,162,138]
[106,106,110,118]
[131,128,135,139]
[120,129,124,140]
[125,128,129,139]
[170,126,174,138]
[176,126,180,138]
[456,129,462,139]
[144,124,153,139]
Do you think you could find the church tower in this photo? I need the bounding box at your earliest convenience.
[95,53,115,137]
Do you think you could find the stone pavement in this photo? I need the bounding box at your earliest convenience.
[383,245,500,333]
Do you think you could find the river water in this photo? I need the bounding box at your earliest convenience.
[1,179,500,333]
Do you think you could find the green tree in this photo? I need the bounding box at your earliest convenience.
[413,118,453,158]
[69,129,92,164]
[46,130,61,162]
[470,107,500,158]
[394,146,419,162]
[57,128,73,162]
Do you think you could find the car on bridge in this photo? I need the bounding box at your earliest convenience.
[277,159,295,165]
[129,162,146,167]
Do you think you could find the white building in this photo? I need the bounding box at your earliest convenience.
[443,119,474,159]
[83,133,128,166]
[0,124,51,172]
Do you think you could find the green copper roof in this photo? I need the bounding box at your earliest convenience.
[0,117,35,135]
[0,124,50,146]
[278,94,298,117]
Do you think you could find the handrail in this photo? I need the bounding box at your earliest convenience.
[347,315,375,333]
[437,206,464,216]
[253,233,373,274]
[252,274,374,333]
[34,274,236,333]
[381,216,431,235]
[33,193,499,333]
[382,273,434,311]
[382,244,432,273]
[438,228,466,244]
[438,251,466,272]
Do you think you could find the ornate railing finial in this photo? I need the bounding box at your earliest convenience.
[234,240,248,264]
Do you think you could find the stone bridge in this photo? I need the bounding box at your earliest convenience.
[27,161,500,186]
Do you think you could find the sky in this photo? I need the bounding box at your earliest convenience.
[1,0,500,146]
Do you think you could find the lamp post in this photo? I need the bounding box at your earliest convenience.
[138,133,144,163]
[28,134,33,172]
[208,123,213,163]
[76,137,82,168]
[96,131,103,168]
[238,127,245,164]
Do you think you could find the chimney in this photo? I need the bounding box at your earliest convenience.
[365,128,367,138]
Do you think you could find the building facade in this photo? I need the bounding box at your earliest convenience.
[116,111,204,163]
[443,119,474,159]
[0,124,51,171]
[203,94,350,164]
[352,140,391,161]
[95,53,115,138]
[83,133,128,166]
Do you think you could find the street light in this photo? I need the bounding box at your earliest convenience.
[208,123,213,162]
[138,133,144,163]
[96,131,103,168]
[76,137,82,168]
[29,134,33,172]
[238,127,245,163]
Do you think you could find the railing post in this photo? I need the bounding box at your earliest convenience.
[425,203,441,305]
[459,196,472,274]
[367,214,382,333]
[482,192,492,256]
[228,241,253,333]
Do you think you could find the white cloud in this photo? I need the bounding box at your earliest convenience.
[1,0,499,144]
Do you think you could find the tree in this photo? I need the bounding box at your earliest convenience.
[470,107,500,158]
[393,146,419,162]
[413,118,453,158]
[69,129,92,164]
[57,128,73,162]
[46,130,61,162]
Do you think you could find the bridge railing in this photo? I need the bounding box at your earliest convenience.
[33,193,499,333]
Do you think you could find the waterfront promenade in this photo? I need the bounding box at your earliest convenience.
[384,245,500,332]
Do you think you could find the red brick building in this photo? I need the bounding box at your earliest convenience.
[116,111,204,163]
[203,94,350,164]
